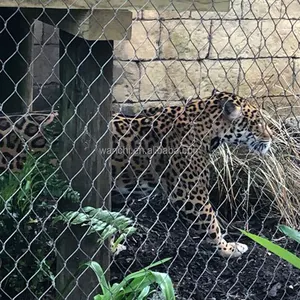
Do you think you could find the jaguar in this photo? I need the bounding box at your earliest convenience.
[0,89,272,258]
[110,89,272,258]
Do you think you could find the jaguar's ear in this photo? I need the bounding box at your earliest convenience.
[219,99,242,120]
[211,88,221,96]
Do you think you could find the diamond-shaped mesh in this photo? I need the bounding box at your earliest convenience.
[1,1,300,299]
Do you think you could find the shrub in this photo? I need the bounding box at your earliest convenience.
[62,258,176,300]
[0,152,79,298]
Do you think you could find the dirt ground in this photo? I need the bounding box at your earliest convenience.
[111,195,300,300]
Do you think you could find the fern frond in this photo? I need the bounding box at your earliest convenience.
[53,207,137,247]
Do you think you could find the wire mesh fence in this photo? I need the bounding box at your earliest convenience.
[1,0,300,299]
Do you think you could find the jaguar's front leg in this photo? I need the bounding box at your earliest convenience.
[189,200,248,258]
[165,153,248,258]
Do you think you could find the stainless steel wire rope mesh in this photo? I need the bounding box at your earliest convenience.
[1,0,300,299]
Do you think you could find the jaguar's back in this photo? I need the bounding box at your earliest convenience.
[111,89,272,195]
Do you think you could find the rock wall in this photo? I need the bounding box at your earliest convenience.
[32,0,300,116]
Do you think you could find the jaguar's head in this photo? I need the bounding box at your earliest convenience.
[211,89,272,155]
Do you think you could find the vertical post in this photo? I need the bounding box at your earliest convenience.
[0,8,33,113]
[57,31,112,299]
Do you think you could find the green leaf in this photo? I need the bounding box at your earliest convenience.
[119,270,175,300]
[100,225,117,241]
[54,207,137,249]
[136,286,151,300]
[278,225,300,244]
[143,257,172,270]
[241,230,300,269]
[106,258,172,297]
[84,261,111,294]
[82,206,95,213]
[119,272,154,297]
[70,213,90,225]
[151,271,175,300]
[115,258,174,298]
[85,221,107,235]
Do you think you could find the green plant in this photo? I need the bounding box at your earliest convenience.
[84,258,175,300]
[241,225,300,269]
[54,207,155,300]
[0,154,79,212]
[0,151,80,298]
[53,206,137,252]
[278,224,300,244]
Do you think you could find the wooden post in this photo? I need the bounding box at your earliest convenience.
[57,31,112,299]
[0,8,33,113]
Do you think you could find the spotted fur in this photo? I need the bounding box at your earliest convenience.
[0,112,58,172]
[110,89,272,258]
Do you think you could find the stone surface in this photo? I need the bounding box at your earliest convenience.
[260,20,300,58]
[140,61,201,100]
[238,58,294,97]
[199,60,240,97]
[160,20,211,59]
[191,0,243,19]
[112,61,140,103]
[242,0,282,19]
[281,0,300,18]
[258,96,300,117]
[142,9,191,20]
[131,9,141,19]
[114,20,160,60]
[211,20,262,59]
[30,4,300,121]
[112,100,184,115]
[291,58,300,95]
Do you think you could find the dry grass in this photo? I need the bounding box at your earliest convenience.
[210,86,300,229]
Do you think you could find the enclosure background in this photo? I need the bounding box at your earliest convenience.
[32,0,300,119]
[1,0,300,299]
